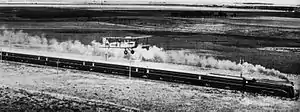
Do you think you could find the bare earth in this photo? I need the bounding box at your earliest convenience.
[0,61,299,111]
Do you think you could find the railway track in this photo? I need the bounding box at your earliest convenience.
[0,50,299,99]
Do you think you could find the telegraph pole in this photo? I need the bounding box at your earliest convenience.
[56,59,59,74]
[129,57,131,79]
[239,57,244,77]
[125,50,134,79]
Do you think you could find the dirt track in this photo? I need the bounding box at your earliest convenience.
[0,61,299,111]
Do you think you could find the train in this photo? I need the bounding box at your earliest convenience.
[0,50,299,99]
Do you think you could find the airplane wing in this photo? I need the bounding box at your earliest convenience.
[104,37,125,39]
[105,35,152,39]
[129,35,152,39]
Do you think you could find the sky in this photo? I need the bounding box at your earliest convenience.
[2,0,299,5]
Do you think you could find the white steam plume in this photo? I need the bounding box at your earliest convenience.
[0,29,288,80]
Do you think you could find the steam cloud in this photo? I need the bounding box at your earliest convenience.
[0,29,288,80]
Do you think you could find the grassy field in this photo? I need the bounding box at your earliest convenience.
[0,62,298,111]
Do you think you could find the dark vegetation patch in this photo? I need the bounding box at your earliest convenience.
[0,6,300,21]
[0,87,137,112]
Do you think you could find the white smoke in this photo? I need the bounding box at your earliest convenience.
[0,29,48,46]
[0,29,288,80]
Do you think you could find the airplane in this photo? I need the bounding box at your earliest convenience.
[101,35,152,55]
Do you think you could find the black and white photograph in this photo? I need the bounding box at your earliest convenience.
[0,0,299,111]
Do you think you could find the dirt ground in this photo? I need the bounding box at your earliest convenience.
[0,61,299,111]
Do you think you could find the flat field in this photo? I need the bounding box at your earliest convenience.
[0,62,299,111]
